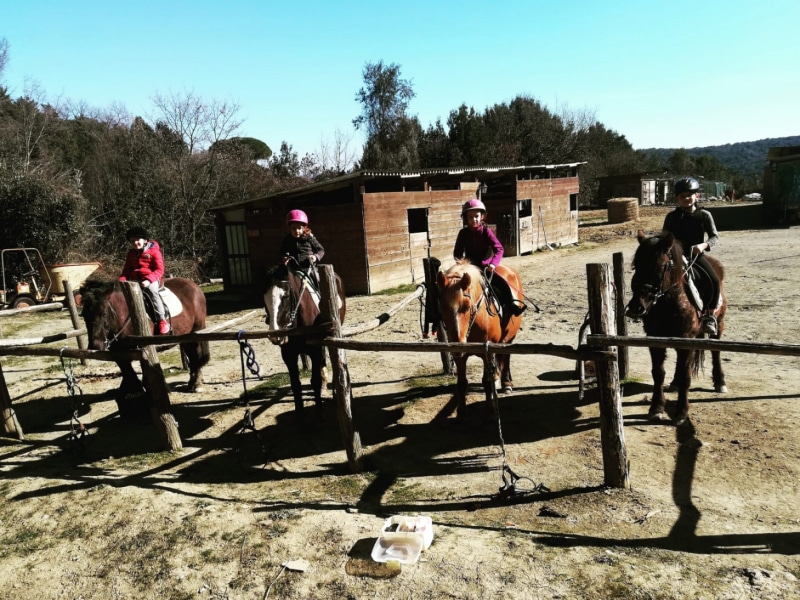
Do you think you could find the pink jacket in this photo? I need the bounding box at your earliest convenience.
[119,240,165,283]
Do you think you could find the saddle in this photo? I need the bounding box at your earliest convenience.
[482,271,526,320]
[682,256,720,314]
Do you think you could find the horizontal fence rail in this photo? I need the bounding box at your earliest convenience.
[587,334,800,357]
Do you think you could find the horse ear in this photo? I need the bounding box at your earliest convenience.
[436,271,446,288]
[661,232,675,251]
[460,272,471,290]
[637,229,647,242]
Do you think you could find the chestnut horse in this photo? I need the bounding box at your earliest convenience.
[436,260,524,419]
[263,265,345,421]
[625,231,727,425]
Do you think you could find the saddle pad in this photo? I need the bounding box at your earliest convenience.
[158,286,183,317]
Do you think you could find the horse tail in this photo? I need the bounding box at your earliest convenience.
[199,340,211,367]
[691,349,703,378]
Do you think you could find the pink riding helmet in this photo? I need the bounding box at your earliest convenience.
[461,198,486,217]
[286,209,309,225]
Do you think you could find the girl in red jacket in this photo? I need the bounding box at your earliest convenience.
[119,226,170,334]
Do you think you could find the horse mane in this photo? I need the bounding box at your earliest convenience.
[443,258,482,281]
[265,264,289,286]
[80,276,118,308]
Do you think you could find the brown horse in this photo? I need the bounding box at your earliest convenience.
[436,260,524,419]
[625,231,727,425]
[263,265,345,421]
[80,278,210,400]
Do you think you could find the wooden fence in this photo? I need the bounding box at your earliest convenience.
[4,255,797,490]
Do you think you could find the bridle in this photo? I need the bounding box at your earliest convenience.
[632,246,700,310]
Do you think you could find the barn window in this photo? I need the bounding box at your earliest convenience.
[570,193,578,211]
[518,199,532,218]
[407,208,429,233]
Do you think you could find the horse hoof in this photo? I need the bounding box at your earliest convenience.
[190,385,204,393]
[716,385,728,393]
[648,411,669,422]
[666,383,678,393]
[675,412,689,426]
[502,385,513,394]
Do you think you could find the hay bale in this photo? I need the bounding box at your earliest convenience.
[607,198,639,224]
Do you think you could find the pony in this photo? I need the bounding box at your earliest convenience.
[436,260,524,419]
[263,265,345,420]
[80,277,210,398]
[625,231,727,425]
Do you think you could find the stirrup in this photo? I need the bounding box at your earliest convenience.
[700,315,717,336]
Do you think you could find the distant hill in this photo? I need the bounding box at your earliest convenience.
[642,135,800,178]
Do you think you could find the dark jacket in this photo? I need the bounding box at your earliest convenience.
[279,233,325,268]
[119,240,165,283]
[453,224,504,268]
[662,207,720,255]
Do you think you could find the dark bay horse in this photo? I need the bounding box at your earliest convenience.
[436,260,524,419]
[263,265,345,420]
[80,278,210,396]
[625,231,727,425]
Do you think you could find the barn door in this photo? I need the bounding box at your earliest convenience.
[224,223,251,285]
[518,198,533,255]
[407,207,430,283]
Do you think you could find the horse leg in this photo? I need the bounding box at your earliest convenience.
[673,349,694,425]
[648,347,669,421]
[182,342,205,393]
[280,345,305,420]
[711,323,727,393]
[482,357,495,405]
[454,355,469,419]
[498,354,513,393]
[308,346,325,420]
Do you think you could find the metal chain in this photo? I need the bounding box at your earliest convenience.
[237,330,261,402]
[60,349,87,448]
[234,331,268,465]
[486,350,549,500]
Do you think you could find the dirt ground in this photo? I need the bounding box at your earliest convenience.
[0,205,798,599]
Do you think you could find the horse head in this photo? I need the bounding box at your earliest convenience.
[263,265,295,345]
[79,279,124,350]
[437,260,482,344]
[626,230,681,320]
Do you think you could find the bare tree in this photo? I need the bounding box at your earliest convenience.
[151,89,242,153]
[0,37,9,80]
[314,128,357,174]
[148,90,244,272]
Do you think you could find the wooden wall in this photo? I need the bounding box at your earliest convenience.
[243,200,368,295]
[362,190,472,293]
[517,177,579,250]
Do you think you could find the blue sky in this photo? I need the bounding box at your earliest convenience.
[3,0,799,159]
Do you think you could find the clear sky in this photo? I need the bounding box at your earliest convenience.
[3,0,799,159]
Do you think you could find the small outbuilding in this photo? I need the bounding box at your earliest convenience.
[210,164,583,295]
[597,172,665,207]
[763,146,800,225]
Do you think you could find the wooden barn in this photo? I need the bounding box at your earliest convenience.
[210,164,583,295]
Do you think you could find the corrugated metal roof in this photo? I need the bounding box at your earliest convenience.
[210,163,587,212]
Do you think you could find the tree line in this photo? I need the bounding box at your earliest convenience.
[0,44,755,279]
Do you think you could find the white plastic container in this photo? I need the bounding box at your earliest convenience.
[371,515,433,565]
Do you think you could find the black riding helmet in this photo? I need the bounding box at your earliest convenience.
[125,226,149,240]
[674,177,700,195]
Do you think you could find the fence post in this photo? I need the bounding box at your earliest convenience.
[63,280,88,365]
[612,252,629,380]
[120,282,182,451]
[318,265,363,473]
[586,263,630,488]
[423,257,452,374]
[0,362,24,439]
